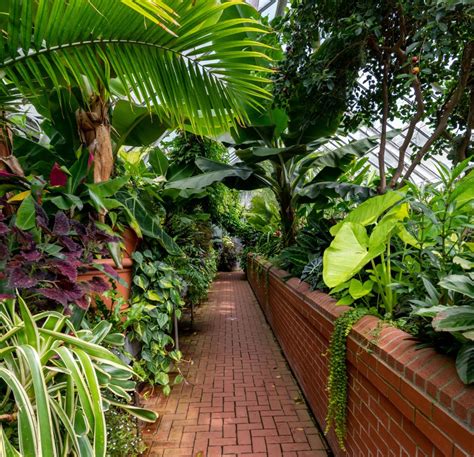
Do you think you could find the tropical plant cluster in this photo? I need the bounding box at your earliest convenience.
[0,0,472,455]
[0,0,271,454]
[227,1,473,450]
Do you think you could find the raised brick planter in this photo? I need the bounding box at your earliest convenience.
[247,255,474,457]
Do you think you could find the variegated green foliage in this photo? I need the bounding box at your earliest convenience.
[0,297,157,456]
[0,0,272,136]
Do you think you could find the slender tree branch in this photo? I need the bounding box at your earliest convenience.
[378,57,390,193]
[388,4,425,187]
[390,76,424,187]
[458,85,474,162]
[400,41,474,185]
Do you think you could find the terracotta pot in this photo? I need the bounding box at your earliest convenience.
[122,227,140,258]
[78,257,133,310]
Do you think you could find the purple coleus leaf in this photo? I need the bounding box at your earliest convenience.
[86,276,110,293]
[37,281,84,306]
[35,204,49,230]
[0,243,8,260]
[75,296,90,310]
[71,220,87,237]
[53,212,70,236]
[37,287,69,306]
[49,163,68,187]
[0,293,14,300]
[21,250,42,262]
[99,263,120,279]
[59,236,82,255]
[51,260,79,282]
[8,267,39,289]
[0,222,9,235]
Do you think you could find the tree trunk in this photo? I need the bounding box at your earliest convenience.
[0,122,24,177]
[76,95,113,183]
[277,177,296,247]
[279,198,296,247]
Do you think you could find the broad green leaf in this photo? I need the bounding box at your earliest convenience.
[17,346,56,457]
[397,225,420,247]
[149,148,169,177]
[330,192,404,236]
[433,306,474,332]
[86,176,129,198]
[439,275,474,299]
[323,222,384,288]
[15,194,36,230]
[336,295,355,306]
[236,145,306,164]
[349,279,373,299]
[0,368,38,456]
[112,100,169,148]
[323,223,368,288]
[450,169,474,208]
[412,305,450,318]
[166,168,251,190]
[118,192,181,256]
[456,343,474,384]
[368,217,399,251]
[108,400,158,423]
[67,148,91,194]
[145,291,164,302]
[133,275,149,290]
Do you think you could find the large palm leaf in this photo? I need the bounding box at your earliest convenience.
[0,0,272,136]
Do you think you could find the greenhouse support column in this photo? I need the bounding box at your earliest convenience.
[275,0,287,17]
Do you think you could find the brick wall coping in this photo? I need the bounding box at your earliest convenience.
[249,255,474,455]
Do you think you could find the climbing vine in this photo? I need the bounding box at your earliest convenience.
[325,307,370,449]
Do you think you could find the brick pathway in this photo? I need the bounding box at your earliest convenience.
[141,272,330,457]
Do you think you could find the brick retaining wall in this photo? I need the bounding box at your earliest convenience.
[247,255,473,457]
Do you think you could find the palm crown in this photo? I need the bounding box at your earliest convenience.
[0,0,273,136]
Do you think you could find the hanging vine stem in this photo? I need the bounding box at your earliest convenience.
[325,307,370,450]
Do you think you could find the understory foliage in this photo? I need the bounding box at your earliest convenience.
[165,211,218,306]
[105,406,147,457]
[0,205,114,312]
[126,249,184,392]
[0,0,273,454]
[0,297,156,455]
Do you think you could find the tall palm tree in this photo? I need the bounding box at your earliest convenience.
[0,0,272,181]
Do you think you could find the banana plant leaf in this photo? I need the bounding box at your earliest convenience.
[112,101,170,148]
[236,144,307,164]
[165,158,254,190]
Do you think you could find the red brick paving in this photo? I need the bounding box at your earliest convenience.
[141,272,329,457]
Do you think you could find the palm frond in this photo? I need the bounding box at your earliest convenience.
[0,0,273,136]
